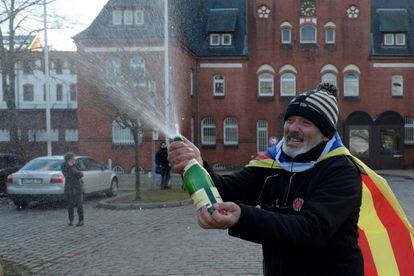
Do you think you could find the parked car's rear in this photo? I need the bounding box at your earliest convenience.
[7,156,118,209]
[0,154,24,194]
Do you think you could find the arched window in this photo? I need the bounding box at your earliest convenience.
[344,74,359,96]
[280,22,292,44]
[324,22,336,44]
[106,57,121,86]
[112,120,134,145]
[213,75,225,96]
[112,165,125,175]
[130,56,145,87]
[258,73,274,96]
[300,25,316,44]
[280,73,296,96]
[223,117,238,145]
[201,117,216,145]
[257,120,268,154]
[391,75,403,96]
[321,73,337,87]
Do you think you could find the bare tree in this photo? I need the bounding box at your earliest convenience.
[0,0,61,160]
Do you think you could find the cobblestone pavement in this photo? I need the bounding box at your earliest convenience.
[0,175,412,275]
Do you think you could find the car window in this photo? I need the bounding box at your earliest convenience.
[83,158,101,170]
[21,159,63,171]
[76,159,87,171]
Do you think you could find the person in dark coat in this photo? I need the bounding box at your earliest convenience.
[61,152,84,226]
[168,83,364,275]
[156,142,171,189]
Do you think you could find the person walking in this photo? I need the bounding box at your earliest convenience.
[61,152,84,226]
[156,141,171,189]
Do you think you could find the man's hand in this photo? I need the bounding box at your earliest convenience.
[168,136,203,173]
[197,202,241,230]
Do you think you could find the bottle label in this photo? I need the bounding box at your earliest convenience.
[211,187,223,203]
[191,188,212,210]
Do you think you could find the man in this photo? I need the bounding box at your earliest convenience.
[156,141,171,189]
[61,152,84,226]
[168,83,364,275]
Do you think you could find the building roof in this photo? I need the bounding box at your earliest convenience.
[2,34,43,52]
[74,0,247,58]
[371,0,414,56]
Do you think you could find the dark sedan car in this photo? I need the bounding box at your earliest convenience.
[0,154,24,195]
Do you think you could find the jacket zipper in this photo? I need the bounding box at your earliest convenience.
[283,173,295,206]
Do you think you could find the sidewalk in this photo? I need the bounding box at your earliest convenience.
[376,169,414,180]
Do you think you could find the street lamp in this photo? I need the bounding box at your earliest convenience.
[43,0,52,156]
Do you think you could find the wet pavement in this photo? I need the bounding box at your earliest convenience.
[0,174,412,275]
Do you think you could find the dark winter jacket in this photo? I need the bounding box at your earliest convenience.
[61,162,83,194]
[205,145,363,276]
[156,148,170,168]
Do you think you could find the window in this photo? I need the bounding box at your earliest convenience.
[23,84,34,101]
[112,120,134,145]
[280,73,296,96]
[380,128,401,155]
[201,117,216,145]
[130,56,145,87]
[405,117,414,144]
[23,60,35,74]
[344,74,359,96]
[349,128,369,156]
[281,29,291,44]
[213,75,225,96]
[300,25,316,44]
[258,74,274,96]
[56,84,63,101]
[113,10,122,25]
[223,117,238,145]
[384,33,394,45]
[210,34,220,46]
[135,10,144,25]
[124,10,133,25]
[391,75,403,96]
[257,120,268,154]
[65,129,78,142]
[69,60,76,74]
[346,5,360,19]
[395,33,406,46]
[257,5,271,19]
[106,57,121,86]
[70,84,77,101]
[221,34,232,46]
[54,59,63,74]
[190,69,194,96]
[321,73,337,87]
[325,28,335,44]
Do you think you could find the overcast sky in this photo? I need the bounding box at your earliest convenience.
[45,0,108,51]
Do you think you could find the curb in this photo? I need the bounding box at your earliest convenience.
[97,192,192,210]
[377,172,414,180]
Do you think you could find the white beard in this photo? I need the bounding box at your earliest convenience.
[282,141,313,158]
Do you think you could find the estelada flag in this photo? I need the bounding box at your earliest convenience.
[248,146,414,276]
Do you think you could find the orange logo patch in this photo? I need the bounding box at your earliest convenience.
[293,198,304,212]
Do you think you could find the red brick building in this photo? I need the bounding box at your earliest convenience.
[74,0,414,171]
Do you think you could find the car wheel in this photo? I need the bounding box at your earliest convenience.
[14,200,28,209]
[106,178,118,197]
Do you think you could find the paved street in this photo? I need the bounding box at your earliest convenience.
[0,175,412,275]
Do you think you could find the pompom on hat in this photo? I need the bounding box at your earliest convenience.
[283,82,339,139]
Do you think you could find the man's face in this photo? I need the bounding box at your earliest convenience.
[68,158,76,166]
[282,115,327,158]
[161,142,167,149]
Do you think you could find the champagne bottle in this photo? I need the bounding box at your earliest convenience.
[174,136,223,213]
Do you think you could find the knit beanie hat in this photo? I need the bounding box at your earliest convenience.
[283,82,339,139]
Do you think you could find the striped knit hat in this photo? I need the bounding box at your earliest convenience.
[283,83,339,139]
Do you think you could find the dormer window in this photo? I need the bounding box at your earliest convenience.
[383,33,406,46]
[378,9,408,47]
[135,10,144,25]
[112,9,144,26]
[124,10,133,25]
[209,33,232,46]
[113,10,122,25]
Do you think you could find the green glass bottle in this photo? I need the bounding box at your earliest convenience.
[174,136,222,213]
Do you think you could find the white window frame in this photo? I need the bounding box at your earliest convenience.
[124,10,133,25]
[391,75,403,96]
[213,75,225,96]
[300,25,317,44]
[223,117,238,145]
[210,34,220,46]
[280,73,296,96]
[113,10,122,25]
[325,28,335,44]
[257,120,268,154]
[395,33,406,46]
[321,73,337,88]
[112,120,134,145]
[201,117,216,145]
[221,34,232,46]
[344,73,359,97]
[65,129,79,142]
[405,117,414,144]
[281,28,292,44]
[258,73,274,96]
[384,33,394,46]
[106,57,122,86]
[135,10,144,25]
[0,130,10,142]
